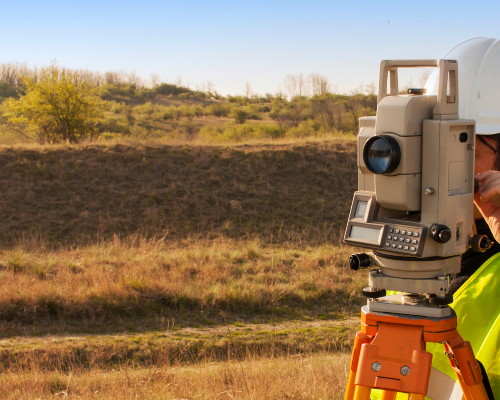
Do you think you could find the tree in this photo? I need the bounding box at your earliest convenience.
[244,81,252,98]
[3,63,105,143]
[231,108,249,124]
[308,73,330,96]
[205,81,215,97]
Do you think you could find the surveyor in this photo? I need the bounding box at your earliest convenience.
[421,37,500,400]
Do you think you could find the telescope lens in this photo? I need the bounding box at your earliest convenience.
[363,135,400,174]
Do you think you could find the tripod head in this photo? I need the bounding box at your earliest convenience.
[344,60,491,316]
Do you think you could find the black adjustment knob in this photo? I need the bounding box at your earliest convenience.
[349,253,371,271]
[430,224,452,244]
[362,287,386,298]
[429,293,454,305]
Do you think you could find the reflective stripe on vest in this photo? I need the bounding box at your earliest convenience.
[427,368,464,400]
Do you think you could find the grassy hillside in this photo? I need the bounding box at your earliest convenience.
[0,138,363,330]
[0,139,356,246]
[0,138,364,399]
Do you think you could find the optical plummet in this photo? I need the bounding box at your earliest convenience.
[349,253,371,271]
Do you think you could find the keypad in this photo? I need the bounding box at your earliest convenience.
[385,225,422,254]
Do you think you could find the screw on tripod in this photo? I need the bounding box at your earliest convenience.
[400,366,411,376]
[371,362,381,372]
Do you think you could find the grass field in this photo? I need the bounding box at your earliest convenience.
[0,138,363,398]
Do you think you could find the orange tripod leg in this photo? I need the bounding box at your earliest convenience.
[353,385,372,400]
[345,332,372,400]
[444,334,489,400]
[381,390,397,400]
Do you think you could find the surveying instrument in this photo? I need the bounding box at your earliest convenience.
[343,59,491,400]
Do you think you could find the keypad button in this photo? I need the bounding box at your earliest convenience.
[393,236,398,241]
[395,229,400,234]
[387,235,392,240]
[399,237,404,242]
[403,245,409,250]
[414,232,419,237]
[407,231,412,236]
[410,246,416,251]
[385,243,390,248]
[389,228,394,233]
[397,244,403,249]
[412,239,417,244]
[405,238,411,243]
[391,244,397,248]
[401,230,406,235]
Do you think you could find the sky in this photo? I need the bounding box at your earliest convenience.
[1,0,499,96]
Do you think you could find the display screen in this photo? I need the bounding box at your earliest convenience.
[354,200,368,218]
[349,225,381,242]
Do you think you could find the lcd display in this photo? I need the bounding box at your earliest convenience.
[354,200,368,218]
[349,225,381,242]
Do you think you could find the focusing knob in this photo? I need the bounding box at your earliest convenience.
[469,234,493,252]
[430,224,452,244]
[349,253,371,271]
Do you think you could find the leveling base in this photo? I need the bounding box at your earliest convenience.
[345,306,489,400]
[367,294,452,318]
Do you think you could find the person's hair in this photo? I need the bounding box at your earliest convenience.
[477,134,500,170]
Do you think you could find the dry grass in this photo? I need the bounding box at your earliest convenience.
[0,237,364,335]
[0,351,351,399]
[0,138,364,398]
[0,139,356,246]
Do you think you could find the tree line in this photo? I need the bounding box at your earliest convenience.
[0,62,378,144]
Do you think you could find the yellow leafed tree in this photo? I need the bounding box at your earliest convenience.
[3,63,105,144]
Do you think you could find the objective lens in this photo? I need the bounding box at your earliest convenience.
[363,135,400,174]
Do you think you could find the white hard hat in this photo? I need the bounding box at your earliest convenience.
[425,37,500,135]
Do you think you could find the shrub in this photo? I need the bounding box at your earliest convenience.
[199,122,283,142]
[231,108,249,124]
[110,101,127,114]
[207,103,230,118]
[3,63,106,143]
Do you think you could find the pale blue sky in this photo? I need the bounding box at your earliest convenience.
[1,0,499,96]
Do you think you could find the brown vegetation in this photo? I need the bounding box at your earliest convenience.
[0,140,356,246]
[0,138,363,398]
[1,352,351,399]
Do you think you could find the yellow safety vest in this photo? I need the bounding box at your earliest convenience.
[370,252,500,400]
[425,252,500,400]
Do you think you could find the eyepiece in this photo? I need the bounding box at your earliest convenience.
[363,135,401,174]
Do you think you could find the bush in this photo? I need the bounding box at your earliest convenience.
[207,103,230,118]
[231,108,249,124]
[110,101,127,114]
[154,83,192,96]
[243,105,261,120]
[0,82,18,98]
[133,102,155,116]
[3,63,106,143]
[199,123,283,142]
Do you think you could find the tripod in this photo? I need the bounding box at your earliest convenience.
[344,304,489,400]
